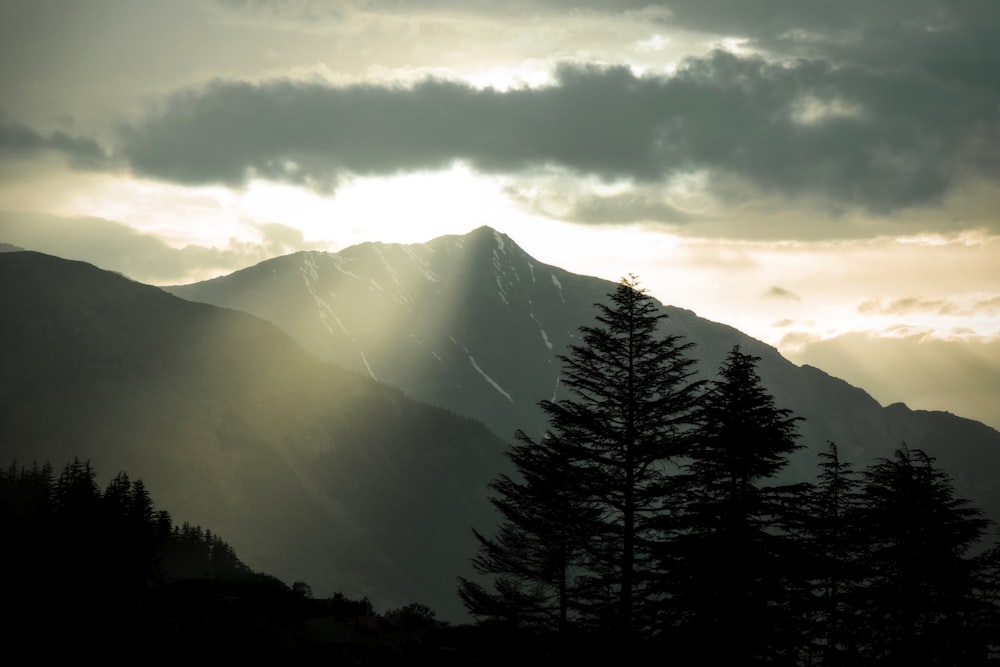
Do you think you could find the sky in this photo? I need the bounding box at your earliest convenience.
[1,0,998,431]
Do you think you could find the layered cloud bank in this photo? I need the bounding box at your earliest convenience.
[114,50,999,225]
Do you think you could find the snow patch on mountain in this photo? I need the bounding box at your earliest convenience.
[401,246,439,283]
[372,245,402,287]
[493,229,506,252]
[530,312,554,350]
[319,251,364,282]
[455,339,514,404]
[551,273,565,303]
[302,252,320,283]
[496,277,509,305]
[300,255,377,381]
[358,353,377,381]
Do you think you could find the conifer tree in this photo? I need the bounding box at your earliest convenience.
[458,429,591,633]
[853,445,999,665]
[549,275,703,636]
[461,275,703,638]
[807,441,864,666]
[667,344,808,663]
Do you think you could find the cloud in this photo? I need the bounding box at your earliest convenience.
[0,211,317,284]
[503,175,699,225]
[659,1,1000,87]
[764,286,801,301]
[786,329,1000,432]
[212,0,1000,88]
[0,121,111,169]
[858,295,1000,317]
[563,193,697,225]
[118,46,1000,219]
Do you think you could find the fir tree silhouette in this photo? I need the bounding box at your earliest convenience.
[461,275,703,641]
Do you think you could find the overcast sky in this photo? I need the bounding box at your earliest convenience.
[1,0,998,431]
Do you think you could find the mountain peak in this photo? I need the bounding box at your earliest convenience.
[463,225,516,253]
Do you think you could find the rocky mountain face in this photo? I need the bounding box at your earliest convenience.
[169,226,601,445]
[0,250,507,621]
[168,226,1000,519]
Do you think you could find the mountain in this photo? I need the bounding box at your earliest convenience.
[0,250,507,621]
[6,229,1000,623]
[167,226,1000,518]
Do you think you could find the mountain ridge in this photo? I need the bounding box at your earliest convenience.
[164,226,1000,515]
[5,229,1000,621]
[0,249,508,620]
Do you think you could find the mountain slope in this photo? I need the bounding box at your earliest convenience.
[167,226,1000,519]
[0,250,507,620]
[169,226,601,443]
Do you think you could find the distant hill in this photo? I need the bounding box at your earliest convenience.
[0,250,507,621]
[166,226,1000,519]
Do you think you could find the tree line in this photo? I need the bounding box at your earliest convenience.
[459,276,1000,665]
[0,457,275,648]
[1,457,466,658]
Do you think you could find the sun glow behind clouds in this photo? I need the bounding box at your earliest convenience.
[33,167,1000,356]
[45,163,559,264]
[14,160,999,366]
[54,175,259,248]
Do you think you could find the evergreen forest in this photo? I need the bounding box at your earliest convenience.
[0,457,450,659]
[459,277,1000,665]
[5,276,1000,664]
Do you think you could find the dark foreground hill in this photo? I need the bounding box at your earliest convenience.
[0,250,507,621]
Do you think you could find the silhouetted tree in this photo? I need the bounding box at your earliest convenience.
[667,344,808,663]
[2,457,280,652]
[852,445,999,665]
[462,275,703,639]
[323,591,375,617]
[55,456,100,516]
[291,581,313,599]
[805,441,864,666]
[458,429,592,633]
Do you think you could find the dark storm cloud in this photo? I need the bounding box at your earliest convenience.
[653,0,1000,86]
[119,47,1000,215]
[503,183,698,225]
[566,194,696,225]
[0,120,111,169]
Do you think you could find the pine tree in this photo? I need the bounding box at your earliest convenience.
[461,275,703,639]
[668,344,808,663]
[551,275,703,636]
[458,429,592,633]
[807,441,864,666]
[853,445,999,665]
